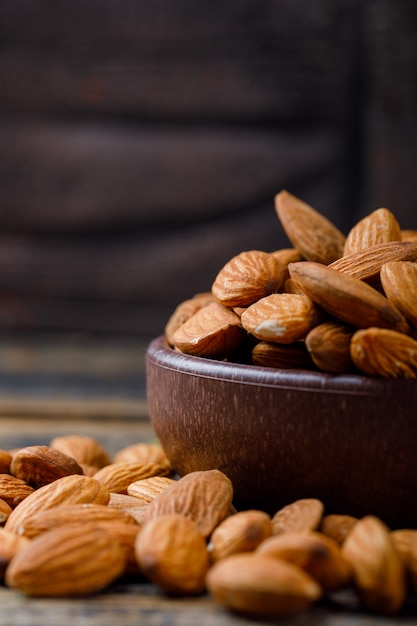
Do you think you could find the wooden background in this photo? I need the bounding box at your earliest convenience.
[0,0,415,337]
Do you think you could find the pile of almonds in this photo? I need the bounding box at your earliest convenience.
[166,191,417,377]
[1,435,417,618]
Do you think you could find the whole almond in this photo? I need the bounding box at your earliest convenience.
[135,514,209,595]
[391,529,417,594]
[288,261,410,334]
[380,261,417,329]
[402,229,417,243]
[241,293,321,344]
[5,524,127,597]
[17,502,139,539]
[271,248,303,282]
[127,476,176,503]
[257,530,352,593]
[5,474,110,534]
[107,492,148,510]
[350,327,417,378]
[251,340,313,369]
[343,207,402,256]
[320,514,358,546]
[271,499,324,536]
[144,469,233,538]
[113,442,171,468]
[275,190,345,264]
[207,552,321,617]
[0,527,29,580]
[0,450,12,474]
[0,474,35,508]
[342,515,406,615]
[0,498,13,525]
[208,510,272,562]
[50,435,111,469]
[164,292,215,345]
[305,322,355,374]
[171,301,245,359]
[330,241,417,287]
[93,461,170,494]
[10,445,83,488]
[211,250,284,307]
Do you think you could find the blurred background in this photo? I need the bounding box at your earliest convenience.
[0,1,415,438]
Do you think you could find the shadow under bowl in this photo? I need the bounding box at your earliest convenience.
[146,335,417,528]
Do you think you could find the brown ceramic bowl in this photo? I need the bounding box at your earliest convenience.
[146,335,417,528]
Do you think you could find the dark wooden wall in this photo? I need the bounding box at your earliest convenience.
[0,1,415,336]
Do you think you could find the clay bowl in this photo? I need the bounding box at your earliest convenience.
[146,335,417,529]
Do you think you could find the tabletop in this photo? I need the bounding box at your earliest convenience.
[0,334,416,626]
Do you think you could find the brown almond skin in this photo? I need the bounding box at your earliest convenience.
[320,514,358,546]
[275,190,345,264]
[164,292,215,346]
[10,445,83,488]
[127,476,176,503]
[342,515,406,615]
[0,474,35,508]
[241,293,321,344]
[5,475,110,534]
[113,442,171,468]
[0,450,12,474]
[350,327,417,378]
[17,502,139,539]
[93,461,170,494]
[343,207,402,256]
[144,469,234,538]
[135,514,210,595]
[171,301,245,359]
[271,499,324,536]
[288,261,410,333]
[211,250,285,308]
[0,527,29,580]
[251,340,313,370]
[5,524,127,597]
[257,530,352,593]
[380,261,417,330]
[305,322,355,374]
[50,435,112,469]
[209,510,272,562]
[0,498,13,525]
[206,552,322,617]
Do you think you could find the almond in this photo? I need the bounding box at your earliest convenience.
[0,527,29,580]
[271,499,324,535]
[165,292,215,345]
[0,498,13,525]
[17,502,139,539]
[251,340,313,369]
[343,207,402,256]
[211,250,284,307]
[271,248,303,282]
[144,469,233,538]
[206,552,322,617]
[113,442,171,468]
[171,301,245,359]
[274,190,345,264]
[305,322,355,374]
[330,241,417,287]
[10,445,83,488]
[257,530,352,592]
[350,327,417,377]
[5,524,127,597]
[0,450,12,474]
[135,514,209,595]
[342,515,406,615]
[50,435,111,469]
[5,474,110,534]
[380,261,417,330]
[108,492,148,510]
[241,293,321,344]
[127,476,176,503]
[288,261,410,333]
[93,461,170,494]
[402,229,417,243]
[208,510,272,562]
[319,514,358,546]
[0,474,35,508]
[391,529,417,594]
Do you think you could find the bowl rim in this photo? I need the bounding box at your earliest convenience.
[146,335,417,397]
